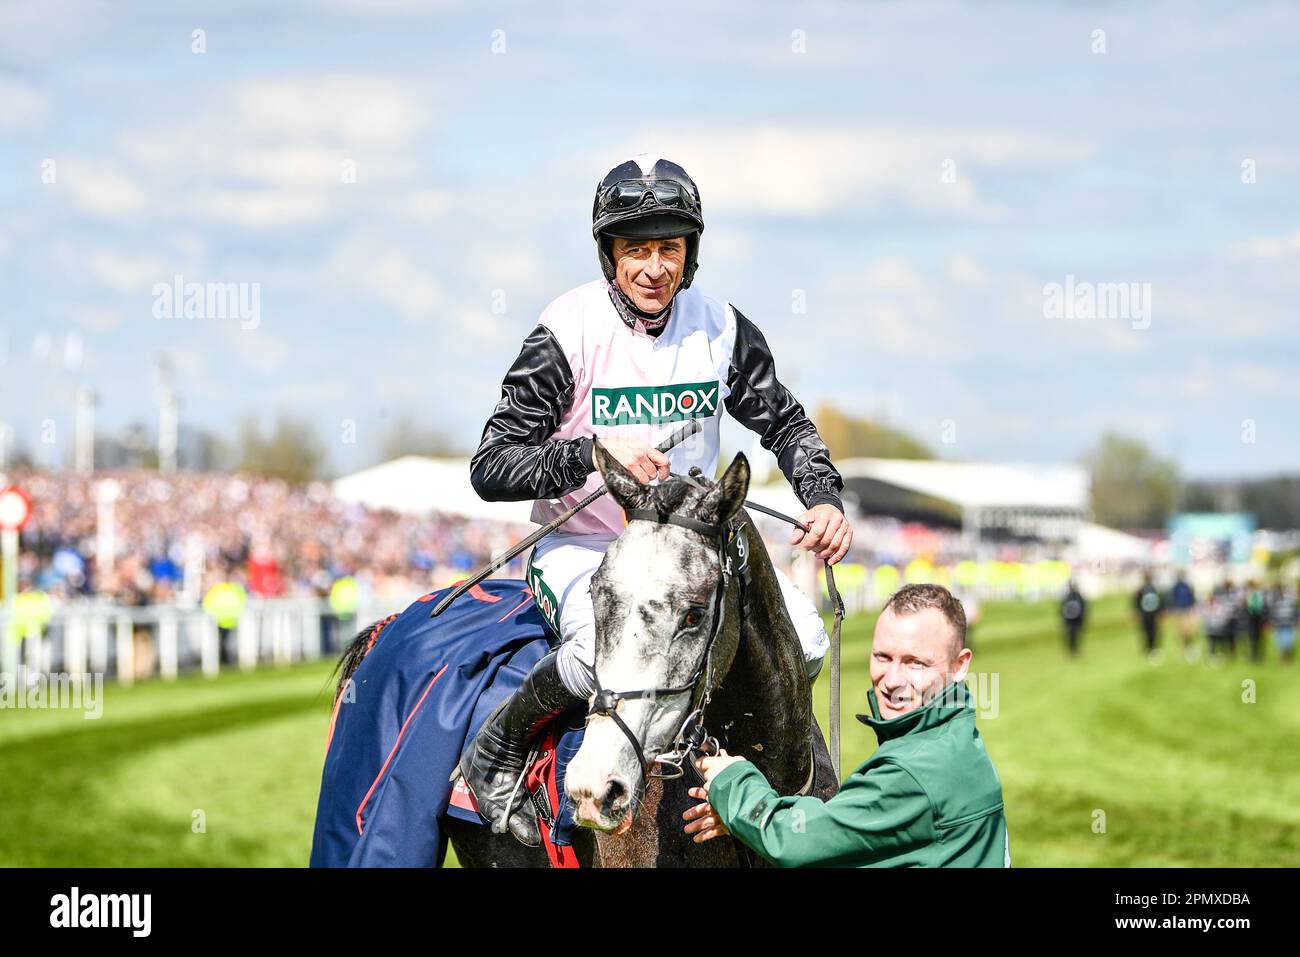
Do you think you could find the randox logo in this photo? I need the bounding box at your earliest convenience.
[527,563,561,637]
[592,380,719,426]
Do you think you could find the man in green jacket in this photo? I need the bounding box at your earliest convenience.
[683,583,1010,867]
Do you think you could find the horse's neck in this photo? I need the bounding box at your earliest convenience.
[709,525,813,795]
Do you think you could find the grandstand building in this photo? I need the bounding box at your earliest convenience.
[833,457,1091,550]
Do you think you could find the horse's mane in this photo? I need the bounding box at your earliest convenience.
[641,471,712,519]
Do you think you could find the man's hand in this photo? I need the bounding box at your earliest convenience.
[597,437,671,484]
[682,749,746,842]
[682,786,731,844]
[694,748,747,785]
[790,503,853,564]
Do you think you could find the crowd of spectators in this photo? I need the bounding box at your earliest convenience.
[6,467,537,606]
[6,468,923,611]
[1058,571,1297,664]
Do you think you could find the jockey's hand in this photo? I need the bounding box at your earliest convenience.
[683,786,731,844]
[599,437,671,484]
[694,748,747,786]
[790,503,853,564]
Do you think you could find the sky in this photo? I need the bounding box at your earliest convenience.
[1,0,1298,480]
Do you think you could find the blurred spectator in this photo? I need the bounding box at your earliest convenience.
[1060,581,1087,657]
[1242,579,1269,662]
[1269,582,1297,665]
[1134,572,1164,662]
[1221,581,1242,658]
[1169,571,1198,662]
[1203,586,1236,662]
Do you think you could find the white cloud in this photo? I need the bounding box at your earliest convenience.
[225,326,294,376]
[327,234,442,327]
[401,189,450,220]
[85,250,169,294]
[597,124,1094,221]
[324,0,473,12]
[472,244,544,294]
[230,146,353,188]
[699,226,755,266]
[232,76,423,150]
[865,258,923,293]
[188,189,330,229]
[0,75,46,131]
[454,305,510,344]
[1228,361,1300,398]
[71,307,123,332]
[947,255,986,288]
[64,161,145,219]
[93,74,427,230]
[1229,230,1300,262]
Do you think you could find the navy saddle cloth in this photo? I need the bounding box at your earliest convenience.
[309,579,585,867]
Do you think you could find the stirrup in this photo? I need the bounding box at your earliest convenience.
[492,744,539,836]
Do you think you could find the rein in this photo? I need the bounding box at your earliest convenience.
[586,468,846,787]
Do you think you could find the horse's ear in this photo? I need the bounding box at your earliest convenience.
[703,452,750,525]
[594,439,651,511]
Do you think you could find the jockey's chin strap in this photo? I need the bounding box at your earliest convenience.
[586,468,846,789]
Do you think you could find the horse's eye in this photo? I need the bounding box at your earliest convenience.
[684,607,704,629]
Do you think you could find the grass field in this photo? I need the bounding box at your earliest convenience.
[1,594,1297,867]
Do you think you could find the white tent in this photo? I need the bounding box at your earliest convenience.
[331,456,534,523]
[1075,522,1156,563]
[836,457,1089,511]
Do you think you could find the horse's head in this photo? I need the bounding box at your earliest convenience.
[565,442,751,833]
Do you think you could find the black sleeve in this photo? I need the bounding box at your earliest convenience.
[723,308,845,512]
[469,324,596,502]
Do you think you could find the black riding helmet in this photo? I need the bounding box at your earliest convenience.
[592,155,705,291]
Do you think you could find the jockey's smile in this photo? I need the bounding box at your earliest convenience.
[612,235,688,313]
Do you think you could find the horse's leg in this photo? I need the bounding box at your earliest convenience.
[444,816,597,868]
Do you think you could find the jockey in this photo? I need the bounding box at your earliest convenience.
[457,154,855,846]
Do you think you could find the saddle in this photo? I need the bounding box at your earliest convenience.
[309,579,584,868]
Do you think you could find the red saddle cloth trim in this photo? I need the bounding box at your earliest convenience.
[527,726,579,869]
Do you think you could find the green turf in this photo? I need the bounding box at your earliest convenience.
[1,595,1296,866]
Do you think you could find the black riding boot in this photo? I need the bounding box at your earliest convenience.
[456,650,581,846]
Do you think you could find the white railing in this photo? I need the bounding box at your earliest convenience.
[0,596,399,686]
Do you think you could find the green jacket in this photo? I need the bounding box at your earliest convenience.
[707,681,1009,867]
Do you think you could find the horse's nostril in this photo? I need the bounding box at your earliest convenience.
[602,778,627,810]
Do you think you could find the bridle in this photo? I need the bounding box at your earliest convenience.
[586,503,736,780]
[585,469,844,785]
